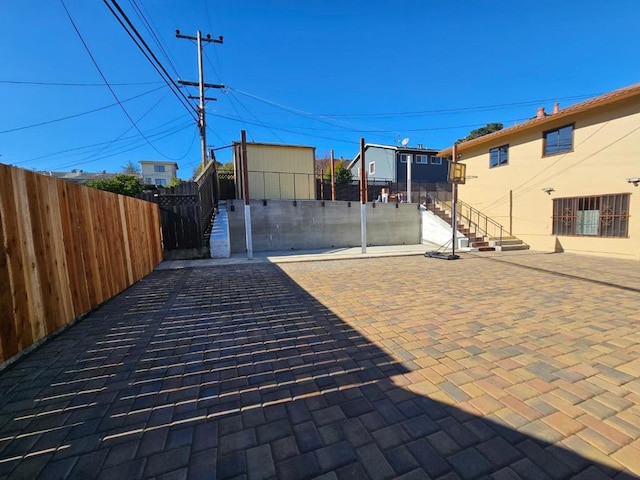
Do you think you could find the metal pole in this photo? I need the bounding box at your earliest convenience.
[330,149,336,201]
[360,138,367,254]
[406,154,412,203]
[241,130,253,259]
[451,144,458,257]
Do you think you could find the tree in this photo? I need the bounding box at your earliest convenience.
[456,122,503,144]
[86,174,144,196]
[168,176,181,187]
[323,160,353,184]
[121,160,140,175]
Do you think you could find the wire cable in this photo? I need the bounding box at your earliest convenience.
[128,0,181,79]
[0,85,165,135]
[0,79,163,87]
[61,0,184,160]
[14,115,192,166]
[102,0,198,122]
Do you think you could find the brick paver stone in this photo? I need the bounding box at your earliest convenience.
[0,254,637,479]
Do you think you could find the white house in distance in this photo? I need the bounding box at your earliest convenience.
[140,161,179,186]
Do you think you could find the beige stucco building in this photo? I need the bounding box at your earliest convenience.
[439,83,640,260]
[232,142,316,200]
[140,160,179,186]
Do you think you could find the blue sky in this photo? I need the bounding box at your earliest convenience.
[1,1,639,178]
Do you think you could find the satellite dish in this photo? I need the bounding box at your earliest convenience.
[401,138,410,146]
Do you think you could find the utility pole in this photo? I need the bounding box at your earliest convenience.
[176,30,224,171]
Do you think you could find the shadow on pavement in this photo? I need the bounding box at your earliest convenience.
[0,263,636,479]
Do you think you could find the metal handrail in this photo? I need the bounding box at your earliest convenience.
[430,186,505,246]
[455,199,504,245]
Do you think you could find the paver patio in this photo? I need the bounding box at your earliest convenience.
[0,251,638,479]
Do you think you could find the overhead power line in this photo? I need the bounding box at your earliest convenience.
[14,115,192,166]
[102,0,198,122]
[0,79,163,87]
[128,0,181,78]
[0,86,165,135]
[61,0,180,160]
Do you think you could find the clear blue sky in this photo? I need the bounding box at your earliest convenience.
[1,1,639,178]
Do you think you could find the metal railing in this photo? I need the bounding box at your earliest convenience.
[428,185,505,245]
[456,200,505,244]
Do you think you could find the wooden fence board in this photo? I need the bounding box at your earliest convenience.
[44,178,75,329]
[0,165,163,365]
[11,169,40,350]
[0,165,19,360]
[24,171,53,339]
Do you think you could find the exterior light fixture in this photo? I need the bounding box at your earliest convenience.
[542,187,555,195]
[626,177,639,186]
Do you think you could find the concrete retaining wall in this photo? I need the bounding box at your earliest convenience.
[227,199,421,253]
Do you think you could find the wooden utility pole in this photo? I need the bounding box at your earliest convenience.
[176,30,224,171]
[330,150,336,201]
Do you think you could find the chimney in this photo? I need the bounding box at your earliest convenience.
[553,102,560,114]
[537,107,545,118]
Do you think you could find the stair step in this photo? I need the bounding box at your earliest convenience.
[500,244,530,251]
[493,239,524,246]
[471,242,490,247]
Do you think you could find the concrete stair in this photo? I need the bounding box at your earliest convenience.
[488,236,530,252]
[428,204,529,253]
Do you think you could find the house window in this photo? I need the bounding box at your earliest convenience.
[144,177,152,184]
[154,165,166,173]
[368,162,375,175]
[399,154,411,163]
[415,155,428,164]
[544,125,573,156]
[552,194,629,238]
[489,145,509,168]
[430,156,443,165]
[155,178,167,186]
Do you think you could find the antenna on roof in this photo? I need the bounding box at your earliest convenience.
[401,137,410,147]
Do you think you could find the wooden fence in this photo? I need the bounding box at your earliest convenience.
[136,160,219,256]
[0,164,163,365]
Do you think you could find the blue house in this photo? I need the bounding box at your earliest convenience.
[348,143,448,184]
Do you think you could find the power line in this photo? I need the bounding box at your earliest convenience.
[0,79,163,86]
[0,85,165,134]
[102,0,198,122]
[224,89,285,143]
[312,94,602,118]
[46,121,195,171]
[61,0,180,160]
[128,0,181,78]
[14,115,192,166]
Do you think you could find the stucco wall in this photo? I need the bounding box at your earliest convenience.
[458,101,640,259]
[227,199,421,253]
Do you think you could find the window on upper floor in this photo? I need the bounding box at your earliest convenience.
[489,145,509,168]
[543,124,573,156]
[155,178,167,186]
[430,157,443,165]
[154,165,166,173]
[552,193,629,238]
[399,154,410,163]
[415,155,428,164]
[368,162,375,175]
